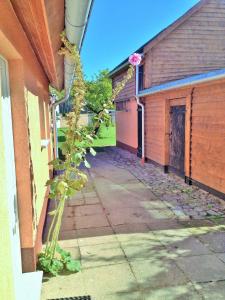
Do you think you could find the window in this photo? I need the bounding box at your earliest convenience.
[138,64,144,91]
[116,101,127,111]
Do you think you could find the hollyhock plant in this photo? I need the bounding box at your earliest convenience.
[38,32,139,276]
[129,53,142,66]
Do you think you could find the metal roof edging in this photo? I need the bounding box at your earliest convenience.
[137,68,225,97]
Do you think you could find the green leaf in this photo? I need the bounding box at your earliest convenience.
[48,193,56,199]
[66,187,76,197]
[56,181,68,194]
[66,259,81,272]
[89,147,96,156]
[45,179,55,186]
[72,152,83,164]
[84,160,91,168]
[50,259,64,276]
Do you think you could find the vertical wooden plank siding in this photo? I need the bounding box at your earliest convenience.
[144,95,166,165]
[112,69,136,102]
[144,0,225,89]
[144,82,225,196]
[191,81,225,194]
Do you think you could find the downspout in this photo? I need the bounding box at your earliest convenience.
[135,64,145,164]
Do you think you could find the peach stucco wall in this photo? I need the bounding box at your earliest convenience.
[116,99,138,150]
[0,2,52,271]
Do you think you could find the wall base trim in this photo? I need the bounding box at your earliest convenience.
[185,177,225,200]
[146,159,225,200]
[116,140,137,154]
[145,157,168,173]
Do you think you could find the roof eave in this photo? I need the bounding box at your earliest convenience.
[109,0,209,77]
[138,68,225,97]
[64,0,94,92]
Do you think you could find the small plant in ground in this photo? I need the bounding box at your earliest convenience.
[38,244,80,276]
[37,32,141,276]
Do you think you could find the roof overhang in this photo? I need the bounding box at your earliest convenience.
[109,61,129,78]
[138,68,225,97]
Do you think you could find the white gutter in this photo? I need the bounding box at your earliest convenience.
[138,67,225,97]
[64,0,93,93]
[52,0,93,159]
[135,63,145,163]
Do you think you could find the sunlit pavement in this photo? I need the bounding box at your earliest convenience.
[42,147,225,300]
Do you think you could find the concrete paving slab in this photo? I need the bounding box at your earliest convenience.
[59,229,78,240]
[82,263,139,299]
[115,231,159,243]
[85,197,100,205]
[166,236,212,257]
[77,227,116,246]
[153,228,193,246]
[107,209,151,226]
[140,200,168,210]
[75,214,109,229]
[195,281,225,300]
[130,259,188,289]
[41,272,86,300]
[80,242,126,268]
[61,216,75,231]
[177,254,225,282]
[74,204,104,217]
[198,231,225,253]
[121,242,175,262]
[63,206,75,217]
[113,223,150,234]
[216,253,225,263]
[68,196,85,207]
[58,239,78,248]
[146,208,175,220]
[143,283,202,300]
[148,219,184,231]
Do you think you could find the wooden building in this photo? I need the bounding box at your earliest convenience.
[110,0,225,198]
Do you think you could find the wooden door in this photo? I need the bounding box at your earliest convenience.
[169,105,185,175]
[137,105,142,158]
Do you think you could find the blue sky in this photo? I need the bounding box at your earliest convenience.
[81,0,199,79]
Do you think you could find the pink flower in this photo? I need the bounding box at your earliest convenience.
[129,53,142,66]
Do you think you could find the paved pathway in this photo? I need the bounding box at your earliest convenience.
[42,147,225,300]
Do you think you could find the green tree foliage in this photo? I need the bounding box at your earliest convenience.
[85,70,113,114]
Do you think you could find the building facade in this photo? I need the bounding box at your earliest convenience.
[110,0,225,198]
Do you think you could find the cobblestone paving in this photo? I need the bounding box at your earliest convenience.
[103,147,225,221]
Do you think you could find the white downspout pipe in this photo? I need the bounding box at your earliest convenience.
[135,64,145,163]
